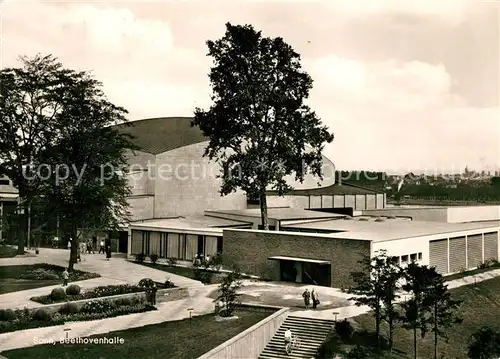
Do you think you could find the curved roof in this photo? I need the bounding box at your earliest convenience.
[266,182,383,195]
[116,117,206,155]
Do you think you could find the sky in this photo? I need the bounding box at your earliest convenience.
[1,0,499,174]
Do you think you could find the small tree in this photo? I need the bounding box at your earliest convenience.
[215,268,242,317]
[348,250,401,350]
[400,262,433,359]
[380,257,402,353]
[192,23,334,230]
[468,326,500,359]
[425,269,462,359]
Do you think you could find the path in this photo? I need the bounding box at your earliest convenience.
[0,295,215,352]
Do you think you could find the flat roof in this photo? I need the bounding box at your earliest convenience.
[283,218,500,242]
[268,256,330,264]
[206,207,345,221]
[130,215,250,231]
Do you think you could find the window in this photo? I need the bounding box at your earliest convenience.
[410,253,417,262]
[197,235,204,255]
[217,236,223,253]
[418,252,422,261]
[141,231,150,255]
[401,255,409,263]
[390,256,399,264]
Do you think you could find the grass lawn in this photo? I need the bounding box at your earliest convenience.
[0,278,59,294]
[2,309,274,359]
[343,276,500,359]
[444,263,500,281]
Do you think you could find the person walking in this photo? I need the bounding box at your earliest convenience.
[92,236,97,252]
[62,268,69,287]
[150,284,158,305]
[302,288,311,309]
[312,289,320,309]
[99,239,105,254]
[79,240,86,261]
[67,238,72,250]
[105,237,111,260]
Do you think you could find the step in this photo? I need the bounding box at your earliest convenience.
[284,317,335,326]
[266,341,322,351]
[286,315,335,325]
[275,328,331,338]
[282,320,334,330]
[269,336,326,345]
[259,348,317,359]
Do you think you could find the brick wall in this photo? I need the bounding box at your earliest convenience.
[222,229,370,288]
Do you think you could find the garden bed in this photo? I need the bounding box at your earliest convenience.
[0,245,20,258]
[0,296,156,334]
[31,280,176,304]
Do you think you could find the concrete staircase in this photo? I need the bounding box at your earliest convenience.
[259,315,335,359]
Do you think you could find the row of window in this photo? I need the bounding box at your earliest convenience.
[390,252,423,264]
[131,230,223,261]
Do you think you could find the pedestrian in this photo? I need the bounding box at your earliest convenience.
[67,238,72,250]
[150,284,157,305]
[52,236,59,248]
[62,268,69,286]
[302,288,311,309]
[312,289,320,309]
[105,237,111,260]
[86,240,92,254]
[79,241,86,261]
[77,243,81,262]
[92,236,97,252]
[99,239,105,254]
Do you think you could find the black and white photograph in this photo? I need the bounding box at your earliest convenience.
[0,0,499,358]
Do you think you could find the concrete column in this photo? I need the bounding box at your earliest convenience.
[465,235,468,269]
[447,237,450,274]
[482,232,485,262]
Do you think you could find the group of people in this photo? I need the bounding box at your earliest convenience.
[302,288,320,309]
[192,253,211,267]
[66,235,112,261]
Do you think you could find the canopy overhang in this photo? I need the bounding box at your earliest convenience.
[268,256,330,265]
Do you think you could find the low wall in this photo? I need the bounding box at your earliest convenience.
[197,306,289,359]
[31,287,189,314]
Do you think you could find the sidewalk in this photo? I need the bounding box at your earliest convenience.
[0,277,127,310]
[0,295,215,352]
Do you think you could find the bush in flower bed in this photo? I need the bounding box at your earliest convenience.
[19,263,100,281]
[66,284,81,295]
[50,287,67,301]
[31,284,146,304]
[0,297,156,333]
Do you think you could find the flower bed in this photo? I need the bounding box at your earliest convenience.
[31,284,147,304]
[0,296,156,333]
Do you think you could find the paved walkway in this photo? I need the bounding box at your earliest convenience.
[0,295,215,352]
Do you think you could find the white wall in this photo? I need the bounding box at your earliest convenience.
[267,195,309,209]
[363,208,448,222]
[128,197,154,221]
[447,206,500,223]
[153,142,247,217]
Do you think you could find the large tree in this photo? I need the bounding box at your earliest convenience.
[0,54,71,253]
[192,23,334,229]
[39,67,134,270]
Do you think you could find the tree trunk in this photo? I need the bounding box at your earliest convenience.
[16,197,25,255]
[259,192,269,230]
[26,202,31,249]
[375,309,381,350]
[68,217,78,271]
[434,306,438,359]
[389,318,393,353]
[413,326,417,359]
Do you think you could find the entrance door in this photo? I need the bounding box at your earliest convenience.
[280,260,297,282]
[302,262,331,287]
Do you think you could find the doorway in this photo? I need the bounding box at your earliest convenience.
[279,260,331,287]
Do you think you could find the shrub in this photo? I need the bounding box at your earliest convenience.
[167,257,177,266]
[135,253,146,263]
[194,268,213,284]
[0,309,16,321]
[138,278,155,289]
[150,253,158,264]
[33,308,52,322]
[59,302,79,315]
[66,284,81,296]
[164,278,175,288]
[50,287,67,301]
[335,319,354,341]
[120,297,132,306]
[81,300,116,314]
[346,345,368,359]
